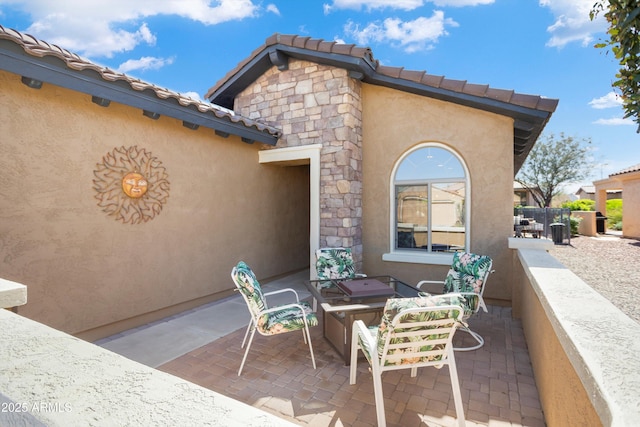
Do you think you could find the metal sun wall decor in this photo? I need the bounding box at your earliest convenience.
[93,146,170,224]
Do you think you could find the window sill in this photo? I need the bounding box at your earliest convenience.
[382,251,453,265]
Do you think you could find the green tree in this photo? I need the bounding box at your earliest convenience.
[516,133,594,208]
[591,1,640,132]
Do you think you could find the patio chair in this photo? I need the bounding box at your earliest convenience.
[416,252,493,351]
[315,247,366,281]
[231,261,318,375]
[314,247,367,310]
[349,296,467,427]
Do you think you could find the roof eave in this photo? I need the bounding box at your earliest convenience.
[206,43,555,173]
[0,39,279,146]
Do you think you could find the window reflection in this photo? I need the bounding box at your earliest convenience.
[394,146,466,253]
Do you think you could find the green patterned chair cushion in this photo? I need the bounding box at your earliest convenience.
[232,261,267,315]
[257,301,318,335]
[442,252,492,314]
[232,261,318,335]
[356,295,464,365]
[315,247,356,280]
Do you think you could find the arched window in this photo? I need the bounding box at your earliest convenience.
[390,144,469,259]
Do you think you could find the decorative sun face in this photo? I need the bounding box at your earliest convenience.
[94,146,170,224]
[121,172,148,199]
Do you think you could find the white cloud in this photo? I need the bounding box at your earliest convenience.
[2,0,261,57]
[116,56,174,74]
[539,0,607,48]
[589,92,622,109]
[324,0,492,12]
[266,3,280,16]
[344,11,458,52]
[324,0,425,13]
[181,91,204,101]
[431,0,494,6]
[593,117,635,126]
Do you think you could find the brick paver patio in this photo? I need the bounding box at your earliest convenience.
[160,306,545,427]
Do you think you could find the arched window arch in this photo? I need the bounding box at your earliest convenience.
[389,143,470,261]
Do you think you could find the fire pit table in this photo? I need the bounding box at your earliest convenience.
[304,276,421,364]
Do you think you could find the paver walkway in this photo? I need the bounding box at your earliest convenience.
[160,306,545,427]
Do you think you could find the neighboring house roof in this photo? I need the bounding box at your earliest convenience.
[206,33,559,173]
[610,163,640,176]
[0,25,281,145]
[575,185,595,195]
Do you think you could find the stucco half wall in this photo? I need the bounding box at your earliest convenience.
[0,70,310,339]
[360,84,515,302]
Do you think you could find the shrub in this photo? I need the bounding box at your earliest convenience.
[561,199,595,211]
[569,216,582,235]
[606,199,623,228]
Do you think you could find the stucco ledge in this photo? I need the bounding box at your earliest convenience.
[0,309,296,427]
[0,278,27,309]
[516,248,640,427]
[508,237,554,251]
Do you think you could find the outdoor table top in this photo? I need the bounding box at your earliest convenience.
[304,275,421,312]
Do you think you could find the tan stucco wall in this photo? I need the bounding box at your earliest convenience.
[513,252,602,427]
[360,84,514,302]
[618,172,640,239]
[573,211,596,236]
[0,70,310,338]
[594,171,640,239]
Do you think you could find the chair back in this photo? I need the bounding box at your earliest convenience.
[231,261,267,319]
[443,252,492,314]
[315,247,356,280]
[375,296,464,368]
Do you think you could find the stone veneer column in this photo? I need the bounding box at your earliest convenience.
[235,60,363,266]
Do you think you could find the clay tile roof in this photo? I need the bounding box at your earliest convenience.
[421,74,445,87]
[611,163,640,176]
[462,83,489,97]
[485,87,515,103]
[378,65,404,79]
[398,69,426,83]
[203,32,559,172]
[292,36,310,49]
[0,25,281,143]
[438,78,467,93]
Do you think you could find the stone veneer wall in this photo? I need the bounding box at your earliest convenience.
[235,59,364,265]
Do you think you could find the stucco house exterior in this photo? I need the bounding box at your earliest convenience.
[0,27,557,340]
[593,164,640,239]
[575,185,596,200]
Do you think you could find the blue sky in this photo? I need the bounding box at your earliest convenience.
[0,0,637,191]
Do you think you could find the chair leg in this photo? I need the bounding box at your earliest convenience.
[238,327,257,376]
[372,368,387,427]
[349,330,360,384]
[241,319,254,349]
[304,324,316,369]
[453,326,484,352]
[447,347,466,427]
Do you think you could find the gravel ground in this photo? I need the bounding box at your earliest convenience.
[548,233,640,324]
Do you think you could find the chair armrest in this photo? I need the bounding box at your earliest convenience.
[260,302,308,317]
[263,288,300,302]
[352,319,377,355]
[415,280,444,294]
[455,292,488,313]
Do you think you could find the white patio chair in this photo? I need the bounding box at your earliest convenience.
[231,261,317,376]
[349,296,467,427]
[416,252,493,351]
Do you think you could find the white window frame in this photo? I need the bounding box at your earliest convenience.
[382,142,471,265]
